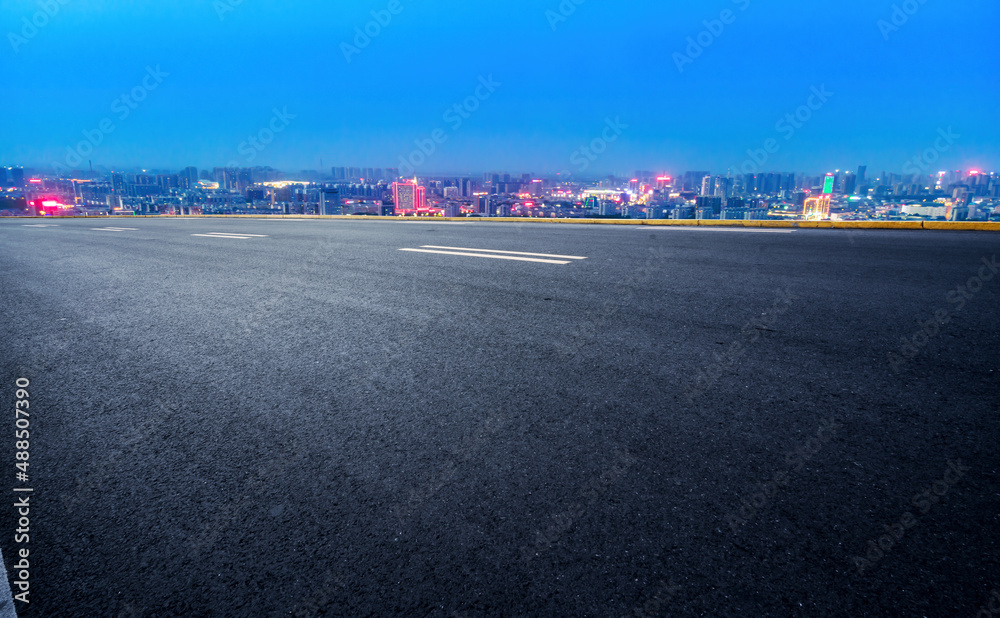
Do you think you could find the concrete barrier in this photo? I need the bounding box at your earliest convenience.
[4,214,999,231]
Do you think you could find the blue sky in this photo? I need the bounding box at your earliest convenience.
[2,0,998,176]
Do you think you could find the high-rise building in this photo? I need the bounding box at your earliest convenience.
[857,165,867,187]
[803,195,831,219]
[683,171,710,192]
[385,168,399,180]
[0,167,7,187]
[320,187,341,215]
[332,167,347,181]
[701,175,712,197]
[11,167,24,187]
[457,178,472,197]
[392,181,425,211]
[696,196,723,217]
[713,176,733,198]
[182,167,199,188]
[843,173,857,196]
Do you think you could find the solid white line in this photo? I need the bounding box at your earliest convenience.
[92,227,138,231]
[203,232,269,237]
[23,224,58,227]
[420,245,587,260]
[399,248,572,265]
[192,233,269,238]
[192,234,252,239]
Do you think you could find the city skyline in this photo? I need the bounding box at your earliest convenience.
[3,1,998,174]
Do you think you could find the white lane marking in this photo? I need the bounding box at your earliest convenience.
[92,227,138,231]
[419,245,588,260]
[399,248,572,265]
[23,224,59,227]
[643,227,795,234]
[192,232,269,239]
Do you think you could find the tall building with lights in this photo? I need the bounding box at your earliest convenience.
[803,195,831,219]
[392,181,426,211]
[11,167,24,188]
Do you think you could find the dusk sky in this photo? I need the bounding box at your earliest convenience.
[3,0,998,175]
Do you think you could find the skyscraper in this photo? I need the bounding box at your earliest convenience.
[843,173,857,196]
[11,167,24,188]
[320,187,341,215]
[0,167,7,187]
[182,167,199,188]
[857,165,867,187]
[393,181,425,212]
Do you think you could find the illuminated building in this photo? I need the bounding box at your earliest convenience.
[320,187,342,215]
[11,167,24,187]
[803,195,831,219]
[392,181,426,212]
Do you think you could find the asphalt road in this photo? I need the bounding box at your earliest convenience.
[1,217,998,617]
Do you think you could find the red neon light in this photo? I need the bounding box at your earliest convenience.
[28,179,42,184]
